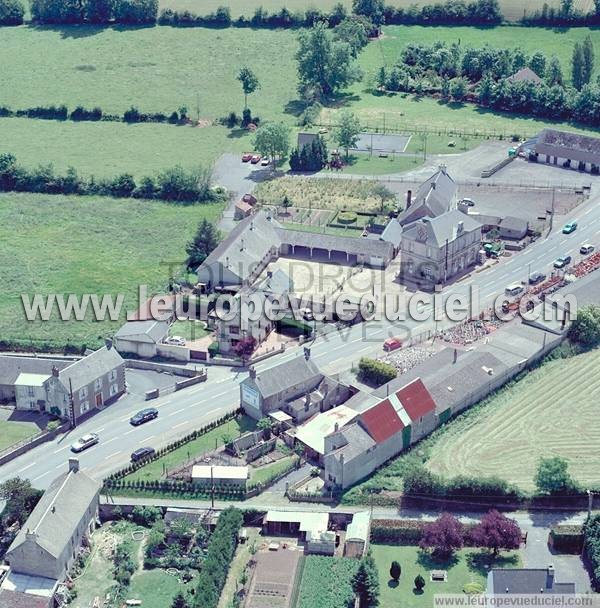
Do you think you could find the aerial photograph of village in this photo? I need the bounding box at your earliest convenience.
[2,0,600,606]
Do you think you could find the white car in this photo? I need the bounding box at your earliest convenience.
[166,336,185,346]
[71,433,99,453]
[260,157,270,166]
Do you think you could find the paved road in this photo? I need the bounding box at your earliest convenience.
[3,178,600,490]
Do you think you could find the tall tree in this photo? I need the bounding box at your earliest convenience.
[253,122,291,163]
[171,592,190,608]
[185,218,221,270]
[352,0,384,26]
[334,110,361,159]
[529,51,546,78]
[572,42,585,90]
[334,15,370,57]
[352,554,380,608]
[0,478,42,526]
[420,513,464,558]
[546,55,564,86]
[372,183,395,212]
[296,22,363,100]
[569,304,600,346]
[535,456,576,495]
[582,35,595,87]
[237,66,260,111]
[595,0,600,16]
[470,510,522,555]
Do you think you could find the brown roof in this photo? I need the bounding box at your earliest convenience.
[395,378,436,421]
[535,128,600,165]
[0,590,52,608]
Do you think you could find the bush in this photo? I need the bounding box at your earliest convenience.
[0,0,25,24]
[70,106,103,121]
[550,525,583,554]
[113,0,157,23]
[584,514,600,591]
[337,211,357,224]
[357,357,397,386]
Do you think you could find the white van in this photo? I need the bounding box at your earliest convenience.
[504,284,524,298]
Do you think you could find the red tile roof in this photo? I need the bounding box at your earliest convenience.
[360,398,404,443]
[395,378,436,421]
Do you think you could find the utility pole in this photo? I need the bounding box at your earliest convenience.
[211,465,215,509]
[548,187,555,236]
[68,378,75,429]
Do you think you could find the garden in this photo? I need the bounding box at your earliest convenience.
[0,417,40,452]
[296,555,360,608]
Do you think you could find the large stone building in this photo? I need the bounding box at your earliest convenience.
[529,128,600,173]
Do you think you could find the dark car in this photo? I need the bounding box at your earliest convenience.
[528,271,546,285]
[553,255,572,269]
[131,447,156,462]
[129,407,158,426]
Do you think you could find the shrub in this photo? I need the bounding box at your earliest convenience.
[583,514,600,591]
[550,525,583,554]
[111,173,136,198]
[337,210,357,224]
[0,0,25,24]
[357,357,397,386]
[156,165,210,203]
[113,0,158,23]
[70,106,103,121]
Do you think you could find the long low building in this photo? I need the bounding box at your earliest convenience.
[191,465,249,486]
[529,128,600,173]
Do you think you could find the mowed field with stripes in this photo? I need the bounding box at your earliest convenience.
[425,348,600,491]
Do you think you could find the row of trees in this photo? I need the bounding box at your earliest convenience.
[29,0,158,24]
[583,514,600,591]
[0,0,24,24]
[523,0,600,26]
[0,153,215,203]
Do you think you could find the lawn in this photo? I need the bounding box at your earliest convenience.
[426,347,600,491]
[296,555,359,608]
[170,319,210,341]
[124,416,256,481]
[129,569,193,608]
[372,545,521,608]
[0,192,222,350]
[0,117,247,179]
[250,455,297,485]
[0,419,40,452]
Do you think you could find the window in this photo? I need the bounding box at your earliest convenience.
[110,383,118,396]
[79,386,88,400]
[229,326,240,334]
[109,369,117,382]
[29,400,36,409]
[80,400,89,413]
[94,378,102,391]
[27,386,35,397]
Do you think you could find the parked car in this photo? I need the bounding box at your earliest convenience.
[131,447,156,462]
[166,336,185,346]
[130,407,159,426]
[554,255,572,269]
[504,284,524,297]
[318,127,328,134]
[459,197,475,207]
[260,157,270,166]
[301,307,313,321]
[562,221,577,234]
[71,433,99,453]
[383,337,403,352]
[580,244,595,255]
[241,153,253,162]
[528,271,546,285]
[250,154,262,164]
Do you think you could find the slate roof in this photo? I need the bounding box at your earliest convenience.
[0,356,69,387]
[403,209,481,248]
[535,128,600,165]
[488,568,575,594]
[297,132,318,150]
[277,228,394,259]
[360,399,404,443]
[395,378,436,421]
[256,269,293,296]
[57,346,124,392]
[197,212,282,280]
[251,355,323,399]
[380,218,403,248]
[114,319,169,343]
[398,167,456,225]
[331,423,376,462]
[7,466,100,560]
[506,67,543,85]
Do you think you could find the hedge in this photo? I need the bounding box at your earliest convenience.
[357,357,397,386]
[549,524,583,554]
[584,515,600,590]
[0,0,24,24]
[371,518,478,544]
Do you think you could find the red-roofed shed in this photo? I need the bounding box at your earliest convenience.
[360,399,404,444]
[395,378,436,422]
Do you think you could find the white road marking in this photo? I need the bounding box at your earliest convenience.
[21,461,37,471]
[106,451,122,459]
[124,428,138,435]
[32,471,50,482]
[104,437,118,444]
[173,422,188,429]
[53,445,70,454]
[168,407,188,417]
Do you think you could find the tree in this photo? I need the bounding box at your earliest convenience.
[595,0,600,16]
[546,55,564,86]
[296,23,362,100]
[529,51,546,78]
[372,183,395,212]
[582,35,595,87]
[113,0,158,23]
[414,574,426,591]
[185,218,221,270]
[257,416,274,438]
[389,560,401,582]
[477,74,494,106]
[535,456,576,495]
[334,16,370,57]
[0,0,25,24]
[253,122,291,164]
[560,0,573,18]
[352,554,380,608]
[335,110,361,159]
[420,513,464,558]
[237,66,260,111]
[352,0,384,26]
[233,335,256,359]
[449,77,468,102]
[572,42,585,90]
[0,478,42,526]
[470,510,522,555]
[281,195,293,210]
[569,304,600,346]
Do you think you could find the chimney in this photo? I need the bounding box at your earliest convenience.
[26,529,38,541]
[334,422,339,433]
[249,367,256,380]
[453,348,458,364]
[105,338,113,350]
[68,457,79,473]
[304,394,310,411]
[267,270,273,279]
[406,189,412,209]
[304,347,311,360]
[457,221,464,234]
[240,238,245,251]
[52,365,60,377]
[547,565,555,589]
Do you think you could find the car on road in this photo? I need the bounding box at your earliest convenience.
[580,244,595,255]
[131,446,156,462]
[528,271,546,285]
[130,407,159,426]
[554,255,572,269]
[504,284,525,298]
[383,337,403,352]
[562,221,577,234]
[260,157,270,166]
[250,154,262,164]
[165,336,185,346]
[71,433,99,453]
[459,197,475,207]
[241,153,253,162]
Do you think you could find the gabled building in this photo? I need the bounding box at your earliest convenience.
[0,356,70,403]
[4,459,100,584]
[506,67,543,86]
[487,567,575,595]
[114,319,170,358]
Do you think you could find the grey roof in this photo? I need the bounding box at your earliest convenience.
[333,422,376,463]
[535,128,600,165]
[0,356,69,387]
[256,268,293,296]
[488,568,575,594]
[403,209,481,248]
[114,319,169,343]
[380,218,403,247]
[250,355,323,399]
[0,590,52,608]
[499,216,528,232]
[198,212,282,282]
[276,228,394,260]
[398,168,456,225]
[58,346,123,392]
[506,67,543,85]
[7,467,100,560]
[297,132,318,150]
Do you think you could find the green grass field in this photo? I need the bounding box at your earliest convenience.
[0,420,40,452]
[426,348,600,491]
[372,545,521,608]
[0,192,222,349]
